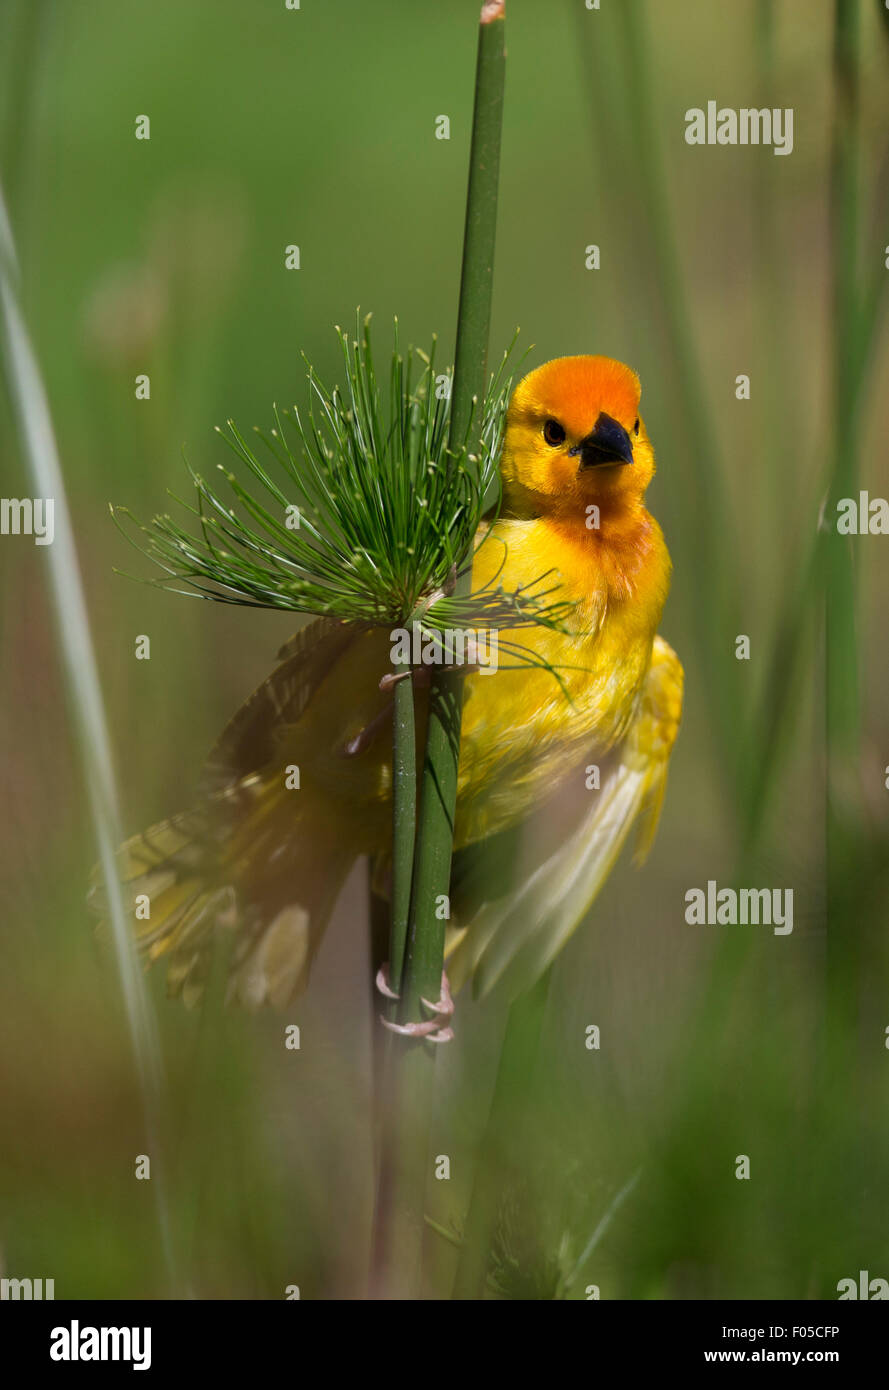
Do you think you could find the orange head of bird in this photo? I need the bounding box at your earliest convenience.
[499,356,654,520]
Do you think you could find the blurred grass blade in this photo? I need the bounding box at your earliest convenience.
[824,0,862,1071]
[452,966,550,1298]
[614,3,743,784]
[570,1168,642,1290]
[0,183,178,1288]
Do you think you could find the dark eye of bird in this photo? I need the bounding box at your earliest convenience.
[634,418,640,435]
[543,418,566,447]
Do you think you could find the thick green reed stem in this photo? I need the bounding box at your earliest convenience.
[370,0,506,1300]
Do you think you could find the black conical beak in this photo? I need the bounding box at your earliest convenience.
[570,412,634,469]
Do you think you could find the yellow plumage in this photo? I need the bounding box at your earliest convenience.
[91,355,683,1006]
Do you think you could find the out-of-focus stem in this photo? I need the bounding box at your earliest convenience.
[824,0,862,1059]
[452,968,551,1299]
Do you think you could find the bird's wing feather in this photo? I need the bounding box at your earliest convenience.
[446,635,683,1000]
[199,616,360,793]
[90,617,363,1008]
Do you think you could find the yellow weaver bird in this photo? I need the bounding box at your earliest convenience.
[93,355,683,1011]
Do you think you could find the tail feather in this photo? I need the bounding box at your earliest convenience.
[447,763,648,999]
[446,636,683,1000]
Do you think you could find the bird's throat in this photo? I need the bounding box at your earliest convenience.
[545,506,667,607]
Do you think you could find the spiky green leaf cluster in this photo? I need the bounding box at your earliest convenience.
[113,317,570,643]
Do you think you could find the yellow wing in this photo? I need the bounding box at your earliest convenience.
[446,635,683,1000]
[89,617,363,1008]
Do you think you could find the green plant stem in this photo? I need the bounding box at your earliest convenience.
[389,667,417,996]
[366,666,417,1294]
[401,676,464,1017]
[446,6,506,472]
[401,0,506,1016]
[370,0,506,1300]
[402,0,505,1017]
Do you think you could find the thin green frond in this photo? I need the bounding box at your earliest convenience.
[114,319,556,643]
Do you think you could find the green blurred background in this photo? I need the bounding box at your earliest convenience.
[1,0,888,1299]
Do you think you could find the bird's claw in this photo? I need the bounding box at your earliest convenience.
[379,667,432,693]
[421,975,455,1020]
[375,963,400,1000]
[382,1018,455,1043]
[379,663,485,693]
[376,965,455,1043]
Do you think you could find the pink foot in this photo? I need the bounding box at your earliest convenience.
[376,965,455,1043]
